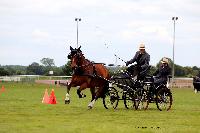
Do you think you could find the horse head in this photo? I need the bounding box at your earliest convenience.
[68,46,82,59]
[70,47,85,71]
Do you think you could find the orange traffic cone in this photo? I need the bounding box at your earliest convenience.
[1,85,5,92]
[49,89,57,104]
[42,89,49,104]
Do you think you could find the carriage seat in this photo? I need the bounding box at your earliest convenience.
[144,75,172,86]
[91,61,106,65]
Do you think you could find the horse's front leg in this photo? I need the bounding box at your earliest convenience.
[65,83,71,104]
[77,83,87,98]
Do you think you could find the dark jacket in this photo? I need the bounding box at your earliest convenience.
[154,64,171,80]
[128,51,150,70]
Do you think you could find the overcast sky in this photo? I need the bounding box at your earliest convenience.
[0,0,200,67]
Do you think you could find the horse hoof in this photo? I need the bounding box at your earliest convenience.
[88,106,93,109]
[79,94,86,98]
[88,102,94,109]
[65,100,70,104]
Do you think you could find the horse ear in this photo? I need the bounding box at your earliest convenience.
[70,46,74,51]
[77,46,82,52]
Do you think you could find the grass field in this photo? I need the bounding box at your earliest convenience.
[0,82,200,133]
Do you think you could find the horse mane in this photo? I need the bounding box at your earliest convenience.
[84,57,105,65]
[80,54,93,65]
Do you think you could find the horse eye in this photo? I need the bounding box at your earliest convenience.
[67,55,71,59]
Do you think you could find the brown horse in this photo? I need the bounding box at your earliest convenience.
[65,46,95,101]
[65,46,110,109]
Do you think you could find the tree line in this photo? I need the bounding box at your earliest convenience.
[0,57,200,77]
[0,58,72,76]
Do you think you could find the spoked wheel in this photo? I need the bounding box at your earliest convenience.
[123,91,135,109]
[156,87,172,111]
[134,88,149,110]
[103,87,119,109]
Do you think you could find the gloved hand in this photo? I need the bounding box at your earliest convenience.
[126,61,130,66]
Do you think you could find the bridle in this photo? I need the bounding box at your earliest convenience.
[71,52,93,71]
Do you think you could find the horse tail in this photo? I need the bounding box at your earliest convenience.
[101,81,109,98]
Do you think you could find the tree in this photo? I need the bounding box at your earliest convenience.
[40,58,55,67]
[175,64,185,77]
[4,65,27,75]
[62,61,72,76]
[149,66,157,76]
[192,66,199,71]
[0,68,9,76]
[40,58,55,75]
[5,67,16,75]
[52,67,65,76]
[26,62,44,75]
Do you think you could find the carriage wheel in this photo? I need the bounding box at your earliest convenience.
[103,87,119,109]
[123,91,135,109]
[156,87,172,111]
[134,88,149,110]
[136,90,149,110]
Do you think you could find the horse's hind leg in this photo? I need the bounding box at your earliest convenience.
[88,82,109,109]
[90,87,96,102]
[88,87,103,109]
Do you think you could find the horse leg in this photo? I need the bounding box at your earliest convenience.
[88,82,109,109]
[90,87,96,102]
[77,83,87,98]
[65,83,71,104]
[88,87,102,109]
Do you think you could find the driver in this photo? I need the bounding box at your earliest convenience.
[126,43,150,78]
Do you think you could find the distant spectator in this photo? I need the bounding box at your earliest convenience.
[194,71,200,82]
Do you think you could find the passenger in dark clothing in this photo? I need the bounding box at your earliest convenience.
[126,43,150,78]
[153,57,171,87]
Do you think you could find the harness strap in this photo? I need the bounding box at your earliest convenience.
[93,65,97,76]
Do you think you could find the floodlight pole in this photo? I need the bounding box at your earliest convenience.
[172,17,178,84]
[75,18,81,48]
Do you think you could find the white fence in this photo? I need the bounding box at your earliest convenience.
[0,75,194,88]
[0,75,72,82]
[172,78,193,88]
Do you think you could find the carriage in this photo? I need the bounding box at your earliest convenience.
[103,66,173,111]
[67,46,173,110]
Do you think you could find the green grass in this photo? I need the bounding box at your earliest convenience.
[0,82,200,133]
